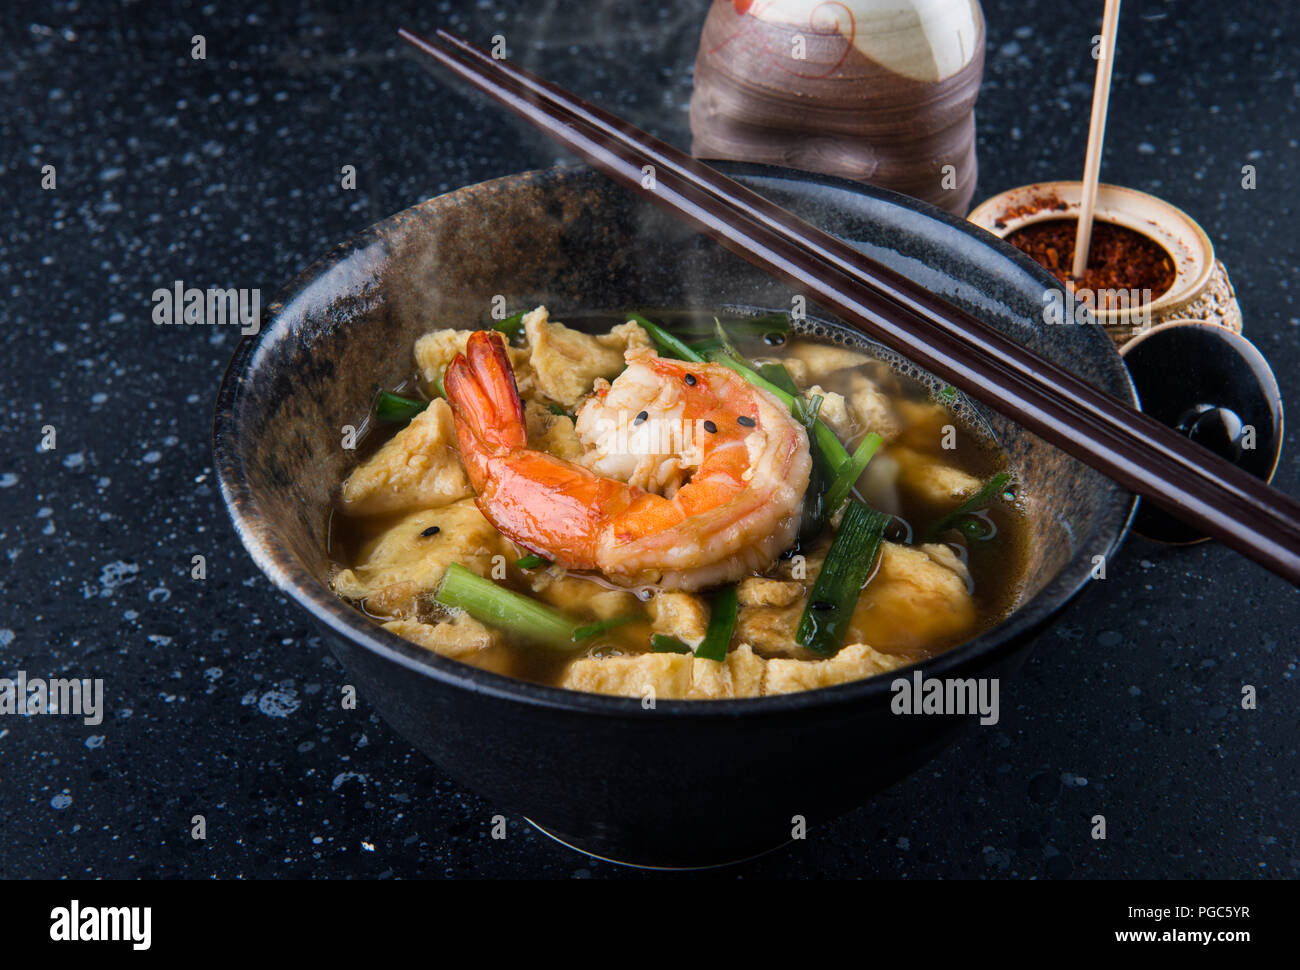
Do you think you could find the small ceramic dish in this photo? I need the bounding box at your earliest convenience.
[1118,319,1283,544]
[968,181,1241,344]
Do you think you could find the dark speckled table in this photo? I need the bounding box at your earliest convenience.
[1,0,1295,879]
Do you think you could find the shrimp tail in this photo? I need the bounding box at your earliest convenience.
[444,331,528,471]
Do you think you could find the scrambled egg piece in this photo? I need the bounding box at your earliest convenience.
[382,614,517,677]
[735,600,803,657]
[735,581,808,658]
[561,651,694,698]
[560,644,767,699]
[331,499,510,617]
[847,372,902,443]
[738,537,977,663]
[783,341,871,377]
[527,569,642,620]
[414,328,536,397]
[889,445,983,508]
[649,592,710,646]
[558,642,905,699]
[522,307,649,408]
[383,613,499,659]
[737,577,803,608]
[763,643,904,694]
[848,541,976,655]
[339,398,473,516]
[689,645,768,699]
[805,385,856,440]
[894,398,956,450]
[523,399,583,461]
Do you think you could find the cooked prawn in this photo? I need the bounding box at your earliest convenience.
[443,330,812,590]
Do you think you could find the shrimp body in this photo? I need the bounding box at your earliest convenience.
[444,330,811,590]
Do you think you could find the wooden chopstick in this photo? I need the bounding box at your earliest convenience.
[399,28,1300,585]
[423,27,1300,545]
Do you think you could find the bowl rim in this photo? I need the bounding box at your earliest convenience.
[213,161,1138,719]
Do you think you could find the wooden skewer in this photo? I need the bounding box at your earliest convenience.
[1072,0,1123,280]
[398,27,1300,585]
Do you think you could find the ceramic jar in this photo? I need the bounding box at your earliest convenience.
[690,0,985,215]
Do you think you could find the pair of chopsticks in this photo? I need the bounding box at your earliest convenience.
[399,28,1300,586]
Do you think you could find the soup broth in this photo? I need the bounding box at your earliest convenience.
[327,307,1029,698]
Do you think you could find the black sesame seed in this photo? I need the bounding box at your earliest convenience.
[420,526,440,537]
[764,332,786,346]
[811,600,835,611]
[884,518,910,544]
[684,373,697,386]
[737,415,756,427]
[703,420,717,433]
[634,410,648,425]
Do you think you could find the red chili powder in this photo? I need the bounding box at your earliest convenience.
[993,194,1070,228]
[1004,218,1176,305]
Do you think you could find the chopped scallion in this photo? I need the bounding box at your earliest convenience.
[650,634,692,654]
[757,362,799,396]
[626,311,705,362]
[794,394,828,541]
[711,318,805,402]
[694,585,738,662]
[712,317,745,363]
[792,392,824,431]
[796,500,890,656]
[571,615,637,642]
[687,337,725,355]
[375,390,429,424]
[636,310,789,341]
[515,553,550,569]
[695,311,790,339]
[822,432,884,516]
[927,472,1013,539]
[492,310,527,340]
[435,563,582,651]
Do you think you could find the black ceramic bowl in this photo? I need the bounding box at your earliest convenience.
[214,163,1137,868]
